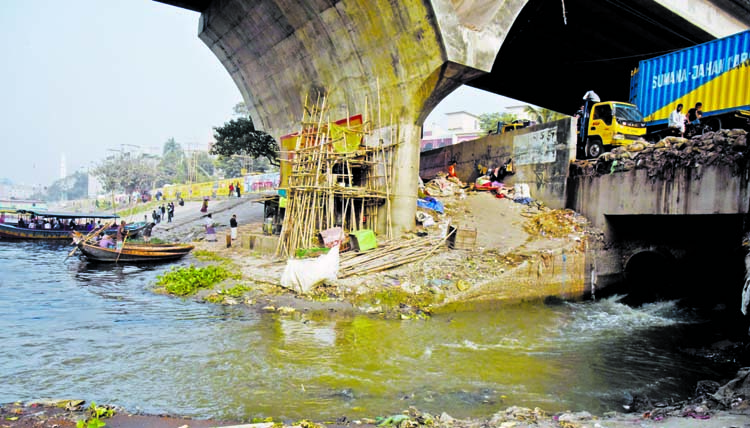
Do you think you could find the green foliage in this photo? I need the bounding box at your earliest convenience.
[205,284,252,304]
[216,156,244,178]
[34,170,90,202]
[211,117,280,166]
[233,101,250,117]
[156,264,240,296]
[158,138,187,186]
[479,112,517,133]
[523,105,567,124]
[92,152,159,194]
[193,250,230,262]
[221,284,251,298]
[76,402,114,428]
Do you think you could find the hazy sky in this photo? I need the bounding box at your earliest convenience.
[0,0,512,187]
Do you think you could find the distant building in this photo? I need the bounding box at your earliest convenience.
[421,111,483,152]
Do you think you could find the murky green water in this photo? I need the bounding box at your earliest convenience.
[0,241,734,421]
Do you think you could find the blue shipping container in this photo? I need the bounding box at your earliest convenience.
[630,30,750,125]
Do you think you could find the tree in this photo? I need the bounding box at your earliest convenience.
[211,117,280,166]
[233,101,250,117]
[158,138,186,186]
[92,152,159,194]
[39,171,89,201]
[216,156,244,178]
[479,112,518,133]
[523,106,567,124]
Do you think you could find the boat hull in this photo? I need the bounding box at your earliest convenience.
[0,223,144,240]
[0,224,75,240]
[77,242,194,262]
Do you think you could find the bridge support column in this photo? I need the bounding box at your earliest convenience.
[388,124,420,236]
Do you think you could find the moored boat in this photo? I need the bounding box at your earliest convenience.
[0,209,121,240]
[75,240,194,263]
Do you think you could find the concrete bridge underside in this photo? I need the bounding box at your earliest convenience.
[158,0,750,234]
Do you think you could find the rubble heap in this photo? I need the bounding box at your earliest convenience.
[570,129,749,180]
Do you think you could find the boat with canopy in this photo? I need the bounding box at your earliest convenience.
[0,209,145,240]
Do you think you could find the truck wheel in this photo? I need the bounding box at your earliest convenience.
[586,140,604,159]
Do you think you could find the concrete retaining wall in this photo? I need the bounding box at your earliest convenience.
[419,118,577,209]
[567,164,750,231]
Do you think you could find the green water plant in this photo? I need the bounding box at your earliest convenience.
[76,402,114,428]
[204,284,252,304]
[156,264,240,296]
[193,249,231,262]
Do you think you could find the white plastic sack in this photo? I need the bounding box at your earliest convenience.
[280,245,340,294]
[514,183,531,199]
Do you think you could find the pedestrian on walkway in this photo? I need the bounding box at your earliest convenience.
[167,202,174,223]
[200,198,208,213]
[230,214,238,241]
[235,181,241,198]
[204,214,217,242]
[143,222,155,242]
[229,183,234,198]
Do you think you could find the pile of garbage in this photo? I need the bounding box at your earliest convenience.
[570,129,749,180]
[421,173,466,198]
[523,208,587,239]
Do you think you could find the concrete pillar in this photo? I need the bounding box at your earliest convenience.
[391,124,420,235]
[195,0,527,234]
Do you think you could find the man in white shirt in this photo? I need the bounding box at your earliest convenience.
[668,103,685,136]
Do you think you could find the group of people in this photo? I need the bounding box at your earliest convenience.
[151,202,176,224]
[228,182,242,198]
[15,216,100,231]
[668,101,704,137]
[96,220,128,249]
[202,212,239,243]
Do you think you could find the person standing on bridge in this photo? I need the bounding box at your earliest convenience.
[668,103,686,137]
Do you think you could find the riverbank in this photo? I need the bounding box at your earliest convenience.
[22,191,749,428]
[4,392,750,428]
[156,189,594,318]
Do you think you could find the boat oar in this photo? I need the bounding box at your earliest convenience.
[115,233,128,264]
[66,222,112,260]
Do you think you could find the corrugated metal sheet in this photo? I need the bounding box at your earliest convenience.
[630,30,750,124]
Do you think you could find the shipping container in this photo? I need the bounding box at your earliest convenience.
[630,30,750,130]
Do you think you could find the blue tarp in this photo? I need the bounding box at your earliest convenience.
[417,197,444,214]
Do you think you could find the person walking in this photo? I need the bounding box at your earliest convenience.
[167,202,174,223]
[235,182,241,198]
[160,204,166,220]
[200,198,208,213]
[230,214,238,241]
[229,183,234,198]
[204,214,216,242]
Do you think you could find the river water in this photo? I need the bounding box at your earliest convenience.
[0,240,739,422]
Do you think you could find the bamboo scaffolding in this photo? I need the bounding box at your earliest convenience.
[276,92,394,258]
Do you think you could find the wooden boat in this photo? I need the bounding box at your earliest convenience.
[0,209,120,240]
[75,240,194,263]
[0,209,147,240]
